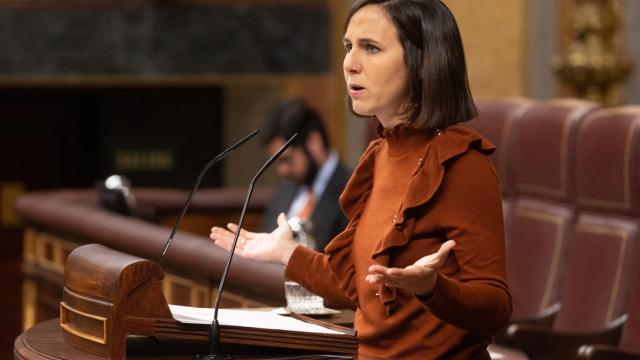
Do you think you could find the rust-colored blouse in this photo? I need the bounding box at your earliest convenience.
[286,124,512,359]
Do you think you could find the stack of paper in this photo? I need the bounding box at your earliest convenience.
[168,305,358,355]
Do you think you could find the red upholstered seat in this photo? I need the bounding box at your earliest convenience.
[554,215,638,333]
[574,107,640,360]
[562,107,640,331]
[506,198,572,322]
[620,273,640,354]
[505,106,640,360]
[576,249,640,359]
[508,99,598,202]
[468,98,533,197]
[575,107,640,218]
[504,99,598,325]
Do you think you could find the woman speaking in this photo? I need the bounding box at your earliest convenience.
[211,0,512,358]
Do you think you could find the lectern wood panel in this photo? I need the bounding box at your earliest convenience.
[60,302,108,345]
[61,243,172,359]
[58,244,357,359]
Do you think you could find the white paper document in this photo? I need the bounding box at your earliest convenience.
[169,304,343,335]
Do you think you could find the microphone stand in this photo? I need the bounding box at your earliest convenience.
[157,129,259,266]
[196,133,297,360]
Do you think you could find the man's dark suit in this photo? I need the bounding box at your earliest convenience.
[261,162,351,252]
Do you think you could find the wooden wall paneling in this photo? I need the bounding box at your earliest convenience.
[20,227,272,337]
[445,0,529,99]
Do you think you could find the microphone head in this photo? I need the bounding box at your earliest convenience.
[98,175,136,215]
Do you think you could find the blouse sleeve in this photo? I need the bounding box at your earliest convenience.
[286,245,357,310]
[421,149,513,335]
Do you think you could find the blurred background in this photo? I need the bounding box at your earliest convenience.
[1,0,638,358]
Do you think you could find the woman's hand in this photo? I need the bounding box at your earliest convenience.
[209,213,299,265]
[365,240,456,297]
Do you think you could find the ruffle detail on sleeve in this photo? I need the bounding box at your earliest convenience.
[369,125,496,315]
[431,125,495,166]
[336,139,382,218]
[323,139,382,305]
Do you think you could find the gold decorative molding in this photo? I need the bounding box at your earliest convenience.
[0,181,25,227]
[162,272,268,308]
[210,288,268,309]
[22,279,37,331]
[22,228,271,329]
[553,0,633,105]
[163,272,212,308]
[27,230,78,275]
[60,302,109,345]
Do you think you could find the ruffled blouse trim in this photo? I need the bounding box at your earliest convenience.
[379,123,438,157]
[377,122,416,138]
[323,139,381,305]
[324,125,495,313]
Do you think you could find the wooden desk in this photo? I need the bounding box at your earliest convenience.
[14,319,355,360]
[15,320,105,360]
[15,245,356,359]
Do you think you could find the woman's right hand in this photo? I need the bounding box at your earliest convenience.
[209,213,299,265]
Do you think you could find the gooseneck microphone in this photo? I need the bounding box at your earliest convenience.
[202,133,298,359]
[157,129,259,265]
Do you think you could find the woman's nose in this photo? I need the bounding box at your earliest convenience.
[343,52,362,74]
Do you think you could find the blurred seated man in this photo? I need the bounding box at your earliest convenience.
[261,99,350,251]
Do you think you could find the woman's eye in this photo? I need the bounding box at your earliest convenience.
[344,43,352,52]
[366,44,380,53]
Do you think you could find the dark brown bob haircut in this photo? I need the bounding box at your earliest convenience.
[345,0,477,130]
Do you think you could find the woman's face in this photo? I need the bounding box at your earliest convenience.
[343,5,409,128]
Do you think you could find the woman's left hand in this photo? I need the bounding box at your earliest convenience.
[365,240,456,297]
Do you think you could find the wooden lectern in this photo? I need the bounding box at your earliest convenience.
[56,244,356,359]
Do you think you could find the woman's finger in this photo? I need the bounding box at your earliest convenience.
[386,267,411,277]
[438,240,456,257]
[365,273,384,281]
[368,264,390,275]
[210,226,233,243]
[433,240,456,267]
[226,223,254,240]
[212,226,248,250]
[368,264,413,278]
[365,274,385,285]
[276,212,289,227]
[210,231,233,251]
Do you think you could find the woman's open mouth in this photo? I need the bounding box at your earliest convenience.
[349,84,366,96]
